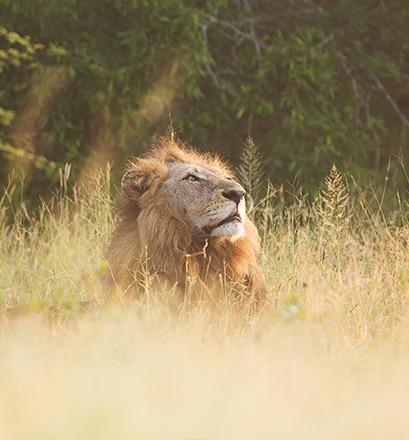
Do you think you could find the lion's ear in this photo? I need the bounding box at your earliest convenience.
[121,170,148,201]
[121,161,167,202]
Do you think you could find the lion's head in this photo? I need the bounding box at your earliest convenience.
[105,137,267,306]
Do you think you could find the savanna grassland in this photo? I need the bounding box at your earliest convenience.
[1,166,409,440]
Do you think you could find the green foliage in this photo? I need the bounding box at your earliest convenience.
[189,1,409,189]
[0,0,218,202]
[0,26,43,72]
[0,0,408,206]
[0,26,43,129]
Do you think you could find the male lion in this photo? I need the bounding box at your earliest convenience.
[105,137,267,307]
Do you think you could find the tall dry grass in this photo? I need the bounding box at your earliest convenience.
[1,165,409,439]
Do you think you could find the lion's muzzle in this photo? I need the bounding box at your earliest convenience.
[222,188,246,205]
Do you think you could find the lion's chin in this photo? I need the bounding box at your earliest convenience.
[210,219,245,240]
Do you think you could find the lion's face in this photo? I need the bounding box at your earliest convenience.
[161,162,247,240]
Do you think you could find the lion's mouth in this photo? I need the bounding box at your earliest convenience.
[216,214,242,228]
[204,214,242,234]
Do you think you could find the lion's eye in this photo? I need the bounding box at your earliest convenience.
[224,174,232,180]
[184,173,201,182]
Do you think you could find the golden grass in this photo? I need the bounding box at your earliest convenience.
[1,169,409,439]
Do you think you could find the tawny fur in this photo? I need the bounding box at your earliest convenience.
[105,137,267,306]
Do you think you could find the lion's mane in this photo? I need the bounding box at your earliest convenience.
[105,137,267,306]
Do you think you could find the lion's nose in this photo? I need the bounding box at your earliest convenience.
[222,188,246,204]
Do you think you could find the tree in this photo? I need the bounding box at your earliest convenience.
[0,0,217,200]
[1,0,408,205]
[184,0,409,189]
[0,26,46,178]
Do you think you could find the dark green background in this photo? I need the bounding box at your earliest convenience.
[1,0,408,205]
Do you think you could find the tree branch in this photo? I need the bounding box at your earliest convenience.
[370,72,409,129]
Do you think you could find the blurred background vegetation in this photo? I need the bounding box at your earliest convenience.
[1,0,409,209]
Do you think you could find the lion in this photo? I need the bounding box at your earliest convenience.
[104,137,267,307]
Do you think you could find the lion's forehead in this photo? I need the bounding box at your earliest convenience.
[167,162,232,180]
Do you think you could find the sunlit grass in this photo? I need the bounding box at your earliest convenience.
[0,169,112,309]
[1,168,409,439]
